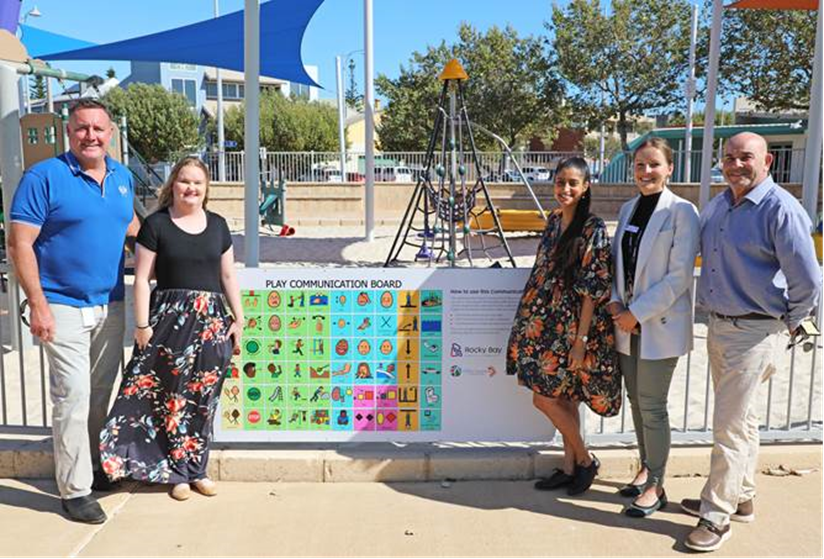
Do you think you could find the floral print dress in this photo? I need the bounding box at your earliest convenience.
[506,211,621,417]
[100,290,233,484]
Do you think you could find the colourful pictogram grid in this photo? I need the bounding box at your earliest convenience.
[220,288,443,432]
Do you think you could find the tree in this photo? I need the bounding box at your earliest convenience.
[549,0,698,151]
[375,23,567,151]
[345,59,363,111]
[583,134,623,162]
[223,89,341,152]
[716,6,815,112]
[106,67,117,80]
[103,83,200,163]
[29,75,46,100]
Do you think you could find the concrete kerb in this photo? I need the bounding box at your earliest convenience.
[0,437,820,482]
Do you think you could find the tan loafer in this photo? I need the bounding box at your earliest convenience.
[170,483,191,501]
[192,478,218,497]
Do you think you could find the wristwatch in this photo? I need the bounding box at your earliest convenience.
[576,334,588,343]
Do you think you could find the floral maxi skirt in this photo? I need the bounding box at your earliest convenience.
[100,289,233,484]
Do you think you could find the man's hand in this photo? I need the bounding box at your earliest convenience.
[29,301,55,343]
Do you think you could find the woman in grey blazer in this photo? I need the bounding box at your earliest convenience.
[608,138,700,517]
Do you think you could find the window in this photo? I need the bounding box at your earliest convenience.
[222,83,238,99]
[293,83,310,99]
[171,78,197,106]
[206,81,245,100]
[44,126,56,144]
[27,127,38,144]
[769,142,793,183]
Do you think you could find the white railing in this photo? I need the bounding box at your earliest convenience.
[597,148,808,184]
[203,151,583,184]
[583,272,822,445]
[202,147,809,186]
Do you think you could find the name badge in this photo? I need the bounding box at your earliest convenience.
[625,225,640,233]
[80,307,95,328]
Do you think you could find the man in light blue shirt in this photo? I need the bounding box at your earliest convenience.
[682,132,820,552]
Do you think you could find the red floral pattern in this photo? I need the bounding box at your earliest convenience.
[100,289,233,484]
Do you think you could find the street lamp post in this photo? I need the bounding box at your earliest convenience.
[335,50,364,184]
[18,5,41,114]
[336,55,346,181]
[215,0,226,182]
[683,4,698,183]
[364,0,375,241]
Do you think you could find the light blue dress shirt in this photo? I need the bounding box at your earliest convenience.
[697,176,821,331]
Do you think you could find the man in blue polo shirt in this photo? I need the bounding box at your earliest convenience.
[8,99,139,524]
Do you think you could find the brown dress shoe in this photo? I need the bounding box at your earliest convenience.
[684,519,731,552]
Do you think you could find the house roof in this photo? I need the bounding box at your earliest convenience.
[726,0,818,9]
[639,122,807,148]
[202,68,286,86]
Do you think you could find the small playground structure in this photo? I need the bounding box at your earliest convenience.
[384,60,535,268]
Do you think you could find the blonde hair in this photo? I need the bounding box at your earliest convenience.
[157,156,211,210]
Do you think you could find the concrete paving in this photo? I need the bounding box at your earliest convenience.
[0,471,820,557]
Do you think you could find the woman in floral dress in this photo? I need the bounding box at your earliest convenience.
[507,157,620,496]
[100,157,242,500]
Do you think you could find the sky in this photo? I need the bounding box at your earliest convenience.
[19,0,722,110]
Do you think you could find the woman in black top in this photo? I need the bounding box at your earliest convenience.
[100,157,243,501]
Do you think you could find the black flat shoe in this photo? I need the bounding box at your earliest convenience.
[534,468,575,491]
[92,469,120,492]
[567,455,600,496]
[625,489,668,518]
[618,483,644,497]
[61,495,107,524]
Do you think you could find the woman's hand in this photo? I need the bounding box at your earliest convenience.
[569,339,586,370]
[228,321,242,355]
[613,310,639,333]
[606,301,625,316]
[135,326,153,351]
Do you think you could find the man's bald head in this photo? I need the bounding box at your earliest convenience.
[722,132,773,197]
[726,132,769,157]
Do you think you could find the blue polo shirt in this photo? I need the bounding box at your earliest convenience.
[10,152,134,307]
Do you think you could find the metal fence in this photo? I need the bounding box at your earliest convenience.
[1,267,820,445]
[583,272,823,444]
[202,147,809,186]
[597,147,808,184]
[202,151,583,184]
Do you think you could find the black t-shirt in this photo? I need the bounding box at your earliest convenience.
[136,208,233,292]
[621,190,662,298]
